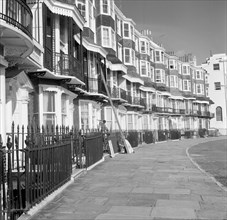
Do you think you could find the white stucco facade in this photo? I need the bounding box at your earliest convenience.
[202,54,227,135]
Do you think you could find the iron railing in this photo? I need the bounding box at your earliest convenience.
[0,0,33,39]
[0,123,104,220]
[54,52,83,82]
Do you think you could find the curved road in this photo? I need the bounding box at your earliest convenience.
[188,138,227,188]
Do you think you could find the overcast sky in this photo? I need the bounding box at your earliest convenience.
[115,0,227,65]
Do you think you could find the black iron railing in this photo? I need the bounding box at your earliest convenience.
[0,0,33,39]
[0,123,104,220]
[84,76,108,96]
[120,88,127,100]
[54,52,83,82]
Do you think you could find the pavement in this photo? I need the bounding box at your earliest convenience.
[26,136,227,220]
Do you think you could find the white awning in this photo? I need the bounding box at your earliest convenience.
[123,75,144,85]
[45,0,85,30]
[139,86,156,93]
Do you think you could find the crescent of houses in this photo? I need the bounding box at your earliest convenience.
[0,0,216,145]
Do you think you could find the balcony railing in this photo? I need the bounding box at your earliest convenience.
[173,109,180,114]
[180,109,185,114]
[140,98,147,109]
[0,0,33,38]
[84,76,108,96]
[110,86,120,98]
[132,97,141,105]
[193,110,198,115]
[126,92,132,104]
[54,52,83,82]
[165,107,173,113]
[120,88,127,101]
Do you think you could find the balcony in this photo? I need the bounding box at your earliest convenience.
[0,0,33,61]
[140,98,148,109]
[132,97,141,106]
[120,88,127,101]
[165,107,173,113]
[192,110,198,116]
[82,76,108,97]
[173,109,180,114]
[0,0,32,38]
[109,86,127,103]
[180,109,185,114]
[54,52,84,82]
[126,92,132,104]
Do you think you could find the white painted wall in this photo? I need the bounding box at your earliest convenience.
[202,54,227,135]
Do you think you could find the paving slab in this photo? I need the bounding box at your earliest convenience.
[150,207,197,219]
[156,199,200,210]
[107,206,153,216]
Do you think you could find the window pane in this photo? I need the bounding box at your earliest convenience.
[216,106,223,121]
[124,23,129,37]
[214,82,221,90]
[43,91,55,112]
[213,64,220,70]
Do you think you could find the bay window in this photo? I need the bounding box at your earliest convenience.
[147,62,151,77]
[130,25,134,41]
[132,50,135,66]
[102,0,109,14]
[81,102,89,129]
[77,0,86,17]
[117,17,121,36]
[140,61,146,76]
[156,69,161,82]
[151,67,154,82]
[170,75,175,87]
[183,80,191,91]
[196,71,200,79]
[197,84,204,94]
[61,94,67,126]
[43,91,55,127]
[102,27,110,47]
[140,41,146,53]
[118,43,122,61]
[111,29,116,49]
[155,51,160,62]
[127,114,133,130]
[124,48,131,64]
[123,23,129,38]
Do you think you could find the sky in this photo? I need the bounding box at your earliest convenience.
[115,0,227,65]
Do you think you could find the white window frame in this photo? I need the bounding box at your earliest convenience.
[101,0,109,14]
[123,22,130,38]
[77,0,86,18]
[155,50,161,62]
[140,40,146,54]
[196,71,201,79]
[116,17,121,36]
[118,43,122,61]
[111,29,116,50]
[183,80,191,91]
[124,48,131,64]
[156,69,161,83]
[102,26,110,47]
[140,60,147,76]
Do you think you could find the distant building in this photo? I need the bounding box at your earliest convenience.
[202,54,227,135]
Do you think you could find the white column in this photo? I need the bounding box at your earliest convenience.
[56,90,61,126]
[0,66,6,145]
[5,80,12,134]
[55,14,60,54]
